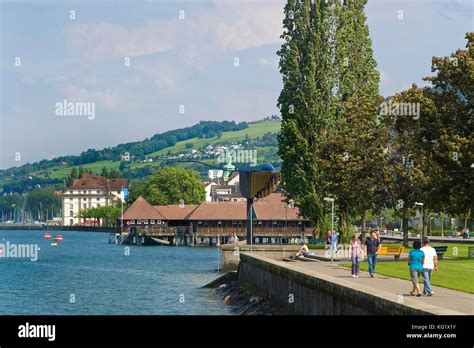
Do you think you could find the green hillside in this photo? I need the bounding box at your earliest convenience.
[32,120,281,179]
[147,120,281,157]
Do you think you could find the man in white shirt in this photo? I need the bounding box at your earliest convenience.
[420,237,438,296]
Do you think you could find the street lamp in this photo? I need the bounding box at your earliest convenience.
[324,197,335,264]
[415,202,423,243]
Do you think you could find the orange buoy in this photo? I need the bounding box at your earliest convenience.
[54,235,63,242]
[44,233,52,239]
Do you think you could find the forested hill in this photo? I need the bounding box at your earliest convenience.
[1,120,248,177]
[0,117,282,193]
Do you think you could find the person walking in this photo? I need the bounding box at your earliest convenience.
[350,233,362,278]
[408,240,425,297]
[364,231,381,278]
[420,237,438,296]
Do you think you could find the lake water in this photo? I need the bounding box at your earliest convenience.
[0,230,230,315]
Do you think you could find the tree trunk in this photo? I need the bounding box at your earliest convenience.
[422,208,429,240]
[440,214,444,237]
[361,211,367,244]
[339,210,350,244]
[465,217,468,229]
[402,211,409,248]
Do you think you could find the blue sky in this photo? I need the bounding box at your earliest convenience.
[1,0,472,169]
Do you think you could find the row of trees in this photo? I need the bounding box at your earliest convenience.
[77,204,122,226]
[278,0,472,246]
[0,188,61,222]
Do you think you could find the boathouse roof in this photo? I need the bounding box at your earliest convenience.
[122,196,166,220]
[153,205,198,220]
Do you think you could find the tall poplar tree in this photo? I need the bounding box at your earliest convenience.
[278,0,385,242]
[278,0,337,227]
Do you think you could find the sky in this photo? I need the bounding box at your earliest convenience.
[0,0,472,169]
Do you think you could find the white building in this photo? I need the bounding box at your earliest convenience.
[208,169,223,179]
[61,173,130,226]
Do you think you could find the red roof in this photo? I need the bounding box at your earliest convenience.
[153,205,198,220]
[253,193,302,220]
[122,193,306,222]
[70,173,129,191]
[187,202,247,220]
[122,196,165,220]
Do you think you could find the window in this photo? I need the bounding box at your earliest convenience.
[69,198,73,201]
[143,220,148,224]
[137,220,142,224]
[83,204,87,209]
[131,220,135,224]
[117,191,121,194]
[97,204,101,207]
[97,190,101,194]
[69,210,73,217]
[150,220,155,225]
[69,191,73,194]
[83,191,86,194]
[96,198,100,201]
[83,198,87,201]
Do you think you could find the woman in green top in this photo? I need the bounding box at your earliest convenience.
[408,240,425,296]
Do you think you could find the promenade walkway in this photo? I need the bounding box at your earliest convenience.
[278,257,474,315]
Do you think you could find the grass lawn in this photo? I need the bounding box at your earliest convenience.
[404,243,472,258]
[340,258,474,293]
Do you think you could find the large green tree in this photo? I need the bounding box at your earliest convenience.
[278,0,385,242]
[423,32,473,227]
[138,167,205,205]
[278,0,338,230]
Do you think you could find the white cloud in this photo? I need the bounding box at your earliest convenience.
[65,21,176,61]
[257,56,279,70]
[64,0,285,62]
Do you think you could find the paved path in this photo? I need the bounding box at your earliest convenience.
[278,258,474,315]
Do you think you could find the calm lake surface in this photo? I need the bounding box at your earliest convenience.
[0,230,230,315]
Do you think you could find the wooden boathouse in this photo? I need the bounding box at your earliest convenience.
[119,193,313,246]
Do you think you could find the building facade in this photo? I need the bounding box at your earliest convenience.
[120,193,313,245]
[61,174,129,226]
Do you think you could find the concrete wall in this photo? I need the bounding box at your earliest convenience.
[237,253,434,315]
[220,244,296,271]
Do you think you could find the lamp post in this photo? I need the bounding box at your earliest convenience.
[415,202,423,244]
[324,197,335,264]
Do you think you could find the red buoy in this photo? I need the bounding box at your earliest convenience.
[54,235,63,242]
[44,233,52,239]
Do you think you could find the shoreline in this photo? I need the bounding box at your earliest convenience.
[204,272,290,315]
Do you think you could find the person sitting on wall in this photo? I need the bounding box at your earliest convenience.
[227,232,238,244]
[295,242,310,257]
